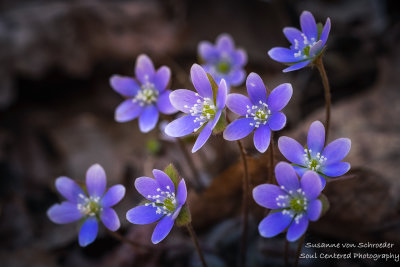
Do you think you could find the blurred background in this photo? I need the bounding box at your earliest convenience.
[0,0,399,266]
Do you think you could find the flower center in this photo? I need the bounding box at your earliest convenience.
[146,186,177,216]
[216,61,231,74]
[293,34,317,58]
[246,101,271,128]
[77,194,102,216]
[133,82,159,106]
[277,187,308,224]
[184,94,217,132]
[303,148,327,171]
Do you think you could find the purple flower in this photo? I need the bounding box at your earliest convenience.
[278,121,351,188]
[253,162,323,242]
[223,72,292,153]
[47,164,126,247]
[110,54,177,133]
[165,64,227,153]
[198,33,247,87]
[268,11,331,72]
[126,169,187,244]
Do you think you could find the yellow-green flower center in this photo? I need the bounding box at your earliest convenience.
[77,195,102,216]
[217,61,231,74]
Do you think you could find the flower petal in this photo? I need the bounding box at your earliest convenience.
[47,202,82,224]
[134,177,159,200]
[307,121,325,156]
[139,105,159,133]
[226,93,252,116]
[322,162,350,177]
[321,138,351,165]
[153,169,175,192]
[258,211,293,238]
[192,120,213,153]
[110,75,140,97]
[246,72,267,104]
[300,11,318,39]
[177,179,187,206]
[151,215,175,244]
[275,162,300,191]
[102,185,125,208]
[152,66,170,92]
[253,184,289,209]
[216,33,234,52]
[198,41,219,62]
[320,18,331,46]
[164,115,199,137]
[101,208,120,231]
[283,60,311,72]
[228,69,246,86]
[191,64,213,98]
[267,83,293,112]
[135,54,155,84]
[79,217,99,247]
[278,136,306,166]
[115,100,143,123]
[309,40,324,57]
[169,89,200,113]
[157,90,176,115]
[293,165,308,177]
[307,199,322,221]
[286,214,308,242]
[253,124,271,153]
[216,79,227,109]
[231,49,247,66]
[55,176,85,203]
[223,118,255,141]
[86,164,106,197]
[126,205,163,224]
[268,47,298,63]
[301,171,322,200]
[268,112,287,131]
[283,27,304,46]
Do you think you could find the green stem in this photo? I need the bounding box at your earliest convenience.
[315,56,331,142]
[237,140,250,267]
[186,223,208,267]
[294,235,305,267]
[269,132,275,184]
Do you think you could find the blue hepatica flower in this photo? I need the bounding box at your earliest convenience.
[268,11,331,72]
[253,162,323,242]
[165,64,227,153]
[198,33,247,87]
[126,169,187,244]
[278,120,351,188]
[47,164,126,247]
[110,54,177,133]
[223,72,293,153]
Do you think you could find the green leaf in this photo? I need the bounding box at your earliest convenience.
[317,22,323,39]
[206,73,218,103]
[213,111,226,134]
[164,164,180,189]
[318,193,330,216]
[175,204,192,226]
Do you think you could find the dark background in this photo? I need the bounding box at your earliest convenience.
[0,0,399,266]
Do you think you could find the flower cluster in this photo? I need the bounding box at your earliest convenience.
[268,11,331,72]
[47,164,125,246]
[198,33,247,87]
[111,54,177,133]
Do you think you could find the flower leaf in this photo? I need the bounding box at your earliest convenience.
[206,73,218,103]
[318,193,330,216]
[163,164,180,189]
[175,204,192,226]
[317,22,323,39]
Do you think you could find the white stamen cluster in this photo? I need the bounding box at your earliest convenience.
[293,34,317,58]
[278,187,308,224]
[303,148,327,171]
[184,93,216,132]
[77,194,102,216]
[145,185,177,216]
[245,100,271,128]
[133,82,159,106]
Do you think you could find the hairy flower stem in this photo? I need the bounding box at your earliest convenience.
[187,223,208,267]
[284,240,289,266]
[237,140,250,267]
[107,229,154,250]
[177,138,204,192]
[294,235,305,267]
[269,133,275,184]
[315,56,331,141]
